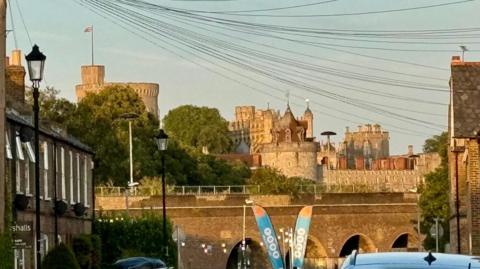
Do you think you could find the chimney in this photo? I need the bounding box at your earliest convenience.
[407,145,414,156]
[451,56,462,65]
[6,50,26,104]
[11,49,22,66]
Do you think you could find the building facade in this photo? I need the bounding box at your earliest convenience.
[448,56,480,255]
[338,124,390,170]
[75,65,159,116]
[259,106,319,180]
[4,51,94,269]
[229,105,313,154]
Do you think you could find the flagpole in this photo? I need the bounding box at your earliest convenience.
[91,25,94,65]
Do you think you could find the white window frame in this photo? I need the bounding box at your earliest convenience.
[24,150,32,197]
[14,249,25,269]
[69,150,74,204]
[15,136,24,161]
[25,142,35,163]
[61,147,66,200]
[15,159,22,194]
[84,156,89,207]
[77,153,81,203]
[6,132,12,159]
[43,142,51,200]
[40,233,49,259]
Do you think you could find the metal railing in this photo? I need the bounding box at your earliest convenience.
[95,182,417,197]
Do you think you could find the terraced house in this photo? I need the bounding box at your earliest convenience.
[4,50,94,269]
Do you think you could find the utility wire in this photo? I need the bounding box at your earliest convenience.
[169,0,477,17]
[13,0,32,46]
[7,0,18,48]
[85,0,447,130]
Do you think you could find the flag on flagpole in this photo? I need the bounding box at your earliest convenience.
[84,26,93,33]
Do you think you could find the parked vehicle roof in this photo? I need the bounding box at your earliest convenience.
[342,252,480,269]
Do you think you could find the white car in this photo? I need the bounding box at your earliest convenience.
[341,251,480,269]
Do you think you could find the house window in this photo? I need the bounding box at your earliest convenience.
[84,156,89,207]
[61,147,66,200]
[43,142,50,200]
[40,233,49,259]
[24,149,32,196]
[5,132,12,159]
[15,160,22,194]
[14,249,25,269]
[77,153,81,203]
[69,150,74,204]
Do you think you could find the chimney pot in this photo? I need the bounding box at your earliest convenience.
[451,56,461,63]
[11,49,22,66]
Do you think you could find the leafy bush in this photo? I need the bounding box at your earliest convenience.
[94,214,176,268]
[72,234,102,269]
[42,243,80,269]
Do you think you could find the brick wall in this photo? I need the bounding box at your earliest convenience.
[98,193,419,269]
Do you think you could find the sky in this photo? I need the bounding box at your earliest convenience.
[8,0,480,154]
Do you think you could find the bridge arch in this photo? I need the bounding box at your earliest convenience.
[390,232,419,251]
[304,235,328,269]
[338,233,376,257]
[225,238,269,269]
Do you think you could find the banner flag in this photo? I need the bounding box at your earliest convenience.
[292,206,313,269]
[252,205,285,269]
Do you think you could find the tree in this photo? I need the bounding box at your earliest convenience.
[67,85,160,185]
[423,131,448,164]
[247,167,310,197]
[94,214,176,267]
[42,243,80,269]
[418,131,449,251]
[163,105,232,154]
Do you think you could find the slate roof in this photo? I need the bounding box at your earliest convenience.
[6,110,94,153]
[450,57,480,138]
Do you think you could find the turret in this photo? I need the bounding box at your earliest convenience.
[303,99,313,138]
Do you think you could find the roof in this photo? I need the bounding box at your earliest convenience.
[6,110,94,154]
[450,59,480,138]
[342,252,480,269]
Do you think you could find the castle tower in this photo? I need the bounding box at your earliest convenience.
[302,100,313,138]
[260,105,319,180]
[75,65,159,116]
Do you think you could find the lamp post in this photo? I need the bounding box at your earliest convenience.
[155,128,169,255]
[26,44,46,269]
[118,112,139,215]
[242,199,253,269]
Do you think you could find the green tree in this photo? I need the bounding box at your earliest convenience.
[67,85,160,185]
[94,214,176,267]
[42,243,81,269]
[423,131,448,164]
[163,105,232,154]
[418,131,449,251]
[247,167,310,197]
[26,87,77,128]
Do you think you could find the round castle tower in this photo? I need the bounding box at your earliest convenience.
[75,65,159,116]
[260,105,319,180]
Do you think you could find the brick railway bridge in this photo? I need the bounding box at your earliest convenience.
[96,188,420,269]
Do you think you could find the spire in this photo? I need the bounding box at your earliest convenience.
[304,98,312,115]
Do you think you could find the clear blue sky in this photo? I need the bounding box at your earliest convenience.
[9,0,480,154]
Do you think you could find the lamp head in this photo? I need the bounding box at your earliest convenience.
[25,44,46,84]
[154,129,169,151]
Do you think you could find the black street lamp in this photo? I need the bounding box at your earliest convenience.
[154,128,169,255]
[25,44,46,269]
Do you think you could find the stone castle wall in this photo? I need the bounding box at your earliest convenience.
[260,142,319,180]
[321,170,422,191]
[75,66,159,116]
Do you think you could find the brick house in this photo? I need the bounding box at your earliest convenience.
[448,56,480,254]
[4,50,94,269]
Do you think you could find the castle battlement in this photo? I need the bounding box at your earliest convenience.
[75,65,159,116]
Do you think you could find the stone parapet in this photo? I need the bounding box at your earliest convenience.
[322,170,421,191]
